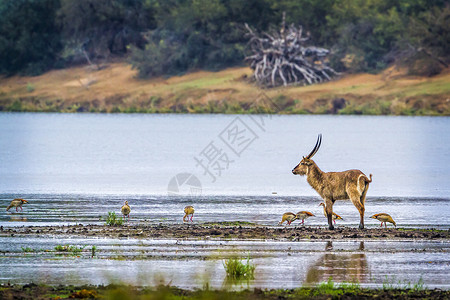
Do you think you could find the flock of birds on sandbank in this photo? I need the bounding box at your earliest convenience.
[277,202,396,228]
[5,198,397,228]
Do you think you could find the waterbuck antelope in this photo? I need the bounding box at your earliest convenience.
[292,134,372,230]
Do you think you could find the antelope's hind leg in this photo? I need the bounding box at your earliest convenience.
[349,191,365,229]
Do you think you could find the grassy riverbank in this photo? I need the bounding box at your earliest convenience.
[0,63,449,115]
[1,282,448,299]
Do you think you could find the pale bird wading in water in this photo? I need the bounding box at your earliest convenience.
[121,201,131,220]
[6,199,28,212]
[295,211,315,225]
[292,134,372,230]
[371,213,396,228]
[183,206,194,222]
[319,203,343,225]
[279,212,297,225]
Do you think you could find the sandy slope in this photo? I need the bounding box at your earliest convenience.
[0,63,449,114]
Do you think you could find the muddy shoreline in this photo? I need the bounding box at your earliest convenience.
[1,223,448,241]
[0,283,449,300]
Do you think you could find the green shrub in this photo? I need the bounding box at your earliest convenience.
[110,106,121,113]
[106,212,124,226]
[26,83,35,92]
[8,100,22,112]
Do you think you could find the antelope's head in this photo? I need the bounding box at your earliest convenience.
[292,134,322,176]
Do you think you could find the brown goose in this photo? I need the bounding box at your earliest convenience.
[121,201,131,220]
[6,199,28,212]
[278,212,297,225]
[371,213,396,228]
[295,211,315,225]
[183,205,195,222]
[319,202,343,224]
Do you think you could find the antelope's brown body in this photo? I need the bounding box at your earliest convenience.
[183,206,195,222]
[6,199,28,212]
[292,134,372,230]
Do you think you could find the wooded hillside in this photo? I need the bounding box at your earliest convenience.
[0,0,448,78]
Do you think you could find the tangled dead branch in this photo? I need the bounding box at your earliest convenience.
[245,13,338,87]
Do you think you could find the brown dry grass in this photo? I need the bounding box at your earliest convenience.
[0,63,449,115]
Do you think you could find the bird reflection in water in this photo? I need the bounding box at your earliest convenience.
[8,215,28,222]
[305,241,368,284]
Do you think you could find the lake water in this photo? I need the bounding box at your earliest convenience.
[0,113,449,289]
[0,113,449,197]
[1,237,449,289]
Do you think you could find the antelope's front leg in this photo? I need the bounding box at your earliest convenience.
[325,199,334,230]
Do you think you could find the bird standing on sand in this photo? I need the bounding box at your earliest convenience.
[371,213,396,228]
[278,212,298,225]
[6,199,28,212]
[183,206,195,222]
[296,211,315,225]
[319,203,343,225]
[121,201,131,220]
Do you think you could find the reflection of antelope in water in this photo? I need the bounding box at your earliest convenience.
[305,241,368,284]
[292,134,372,229]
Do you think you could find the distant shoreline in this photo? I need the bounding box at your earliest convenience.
[1,63,449,116]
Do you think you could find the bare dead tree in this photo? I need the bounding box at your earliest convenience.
[245,12,338,87]
[292,134,372,230]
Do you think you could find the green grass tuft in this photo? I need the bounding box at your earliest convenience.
[54,244,86,255]
[106,212,124,226]
[21,247,35,252]
[223,255,256,281]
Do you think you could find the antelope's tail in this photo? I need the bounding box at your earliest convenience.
[360,174,372,206]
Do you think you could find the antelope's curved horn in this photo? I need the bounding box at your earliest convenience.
[306,134,322,159]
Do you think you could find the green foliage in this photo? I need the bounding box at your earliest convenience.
[7,101,23,112]
[223,255,255,280]
[312,277,361,296]
[106,212,124,226]
[21,247,35,252]
[383,275,427,290]
[314,277,340,296]
[58,0,156,63]
[26,83,35,93]
[54,244,86,255]
[0,0,448,76]
[128,0,277,78]
[400,5,450,76]
[0,0,62,75]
